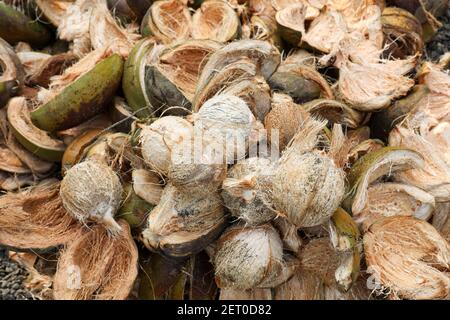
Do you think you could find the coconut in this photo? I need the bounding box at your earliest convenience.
[0,37,24,107]
[140,116,194,175]
[145,40,221,114]
[221,157,276,226]
[346,146,424,215]
[194,94,262,163]
[214,223,296,290]
[141,183,226,257]
[192,0,240,42]
[274,269,324,300]
[355,183,435,232]
[272,118,345,228]
[381,7,423,59]
[263,93,310,152]
[60,160,123,234]
[53,220,138,300]
[0,179,82,252]
[389,119,450,202]
[141,0,192,44]
[363,216,450,300]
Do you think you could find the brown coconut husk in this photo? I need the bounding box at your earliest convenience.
[274,269,324,300]
[53,220,138,300]
[0,179,82,251]
[364,216,450,300]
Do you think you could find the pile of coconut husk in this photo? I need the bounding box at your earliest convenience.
[0,0,449,300]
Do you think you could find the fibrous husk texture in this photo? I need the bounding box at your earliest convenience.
[364,216,450,300]
[53,220,138,300]
[0,180,82,250]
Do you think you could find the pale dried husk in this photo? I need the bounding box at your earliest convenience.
[140,116,194,176]
[214,223,295,290]
[0,180,82,251]
[142,0,192,44]
[60,160,123,233]
[145,39,221,113]
[35,0,73,27]
[141,183,226,257]
[389,119,450,202]
[192,0,240,42]
[221,157,276,226]
[132,169,163,206]
[264,93,310,152]
[16,52,52,78]
[53,220,138,300]
[272,118,345,228]
[364,216,450,300]
[356,183,435,232]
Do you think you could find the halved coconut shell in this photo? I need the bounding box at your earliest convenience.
[0,180,83,252]
[141,0,192,44]
[145,39,221,114]
[192,0,241,42]
[53,220,139,300]
[31,53,124,132]
[7,97,66,162]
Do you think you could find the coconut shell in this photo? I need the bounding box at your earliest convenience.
[7,97,66,162]
[31,53,124,132]
[364,216,450,300]
[53,220,139,300]
[141,183,226,257]
[0,180,82,252]
[0,2,52,47]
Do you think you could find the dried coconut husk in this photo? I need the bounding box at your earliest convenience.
[0,37,25,107]
[355,183,435,232]
[329,207,360,252]
[132,169,163,205]
[141,0,192,44]
[195,39,280,97]
[268,54,333,104]
[264,93,309,152]
[302,99,367,129]
[214,223,296,290]
[141,183,227,257]
[323,278,372,300]
[192,0,240,42]
[221,157,276,226]
[26,53,78,88]
[345,146,424,215]
[337,55,417,111]
[272,217,302,255]
[140,116,194,176]
[381,7,423,59]
[250,15,283,50]
[53,220,138,300]
[220,288,273,300]
[56,113,112,146]
[274,269,324,300]
[363,216,450,300]
[60,160,123,234]
[389,118,450,202]
[35,0,73,27]
[432,202,450,242]
[145,39,221,114]
[17,51,52,77]
[272,118,345,228]
[0,179,82,252]
[0,172,36,191]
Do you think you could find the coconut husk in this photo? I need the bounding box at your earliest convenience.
[363,216,450,300]
[220,288,273,300]
[0,180,82,251]
[432,202,450,242]
[53,220,138,300]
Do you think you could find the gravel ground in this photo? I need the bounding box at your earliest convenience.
[0,249,31,300]
[426,6,450,61]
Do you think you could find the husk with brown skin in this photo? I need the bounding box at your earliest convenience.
[264,93,310,152]
[389,117,450,202]
[381,7,423,59]
[26,53,79,88]
[145,39,221,114]
[272,118,346,228]
[53,220,139,300]
[364,216,450,300]
[355,182,435,232]
[192,0,241,42]
[141,0,192,44]
[141,183,227,257]
[0,179,83,252]
[214,223,296,290]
